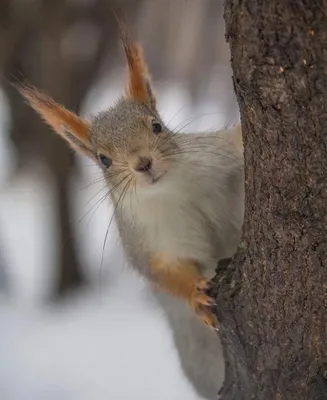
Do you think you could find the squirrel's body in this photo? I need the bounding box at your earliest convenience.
[17,30,244,400]
[154,290,225,399]
[110,128,243,399]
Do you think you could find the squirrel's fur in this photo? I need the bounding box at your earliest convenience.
[16,32,244,400]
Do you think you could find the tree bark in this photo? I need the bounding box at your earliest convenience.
[212,1,327,399]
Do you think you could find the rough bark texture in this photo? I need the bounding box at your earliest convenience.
[211,1,327,399]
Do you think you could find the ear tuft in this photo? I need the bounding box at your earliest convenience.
[15,82,92,155]
[120,29,157,111]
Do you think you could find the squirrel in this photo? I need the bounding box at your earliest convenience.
[15,31,244,400]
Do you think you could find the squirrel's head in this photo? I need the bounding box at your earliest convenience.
[16,32,180,194]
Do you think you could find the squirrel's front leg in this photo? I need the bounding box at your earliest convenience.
[149,255,218,329]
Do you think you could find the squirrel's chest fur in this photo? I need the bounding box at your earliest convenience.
[132,183,216,266]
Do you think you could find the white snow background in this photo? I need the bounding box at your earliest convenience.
[0,73,234,400]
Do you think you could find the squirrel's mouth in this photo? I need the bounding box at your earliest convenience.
[151,170,167,184]
[134,171,164,188]
[134,172,161,188]
[133,162,167,187]
[137,172,165,187]
[151,175,161,184]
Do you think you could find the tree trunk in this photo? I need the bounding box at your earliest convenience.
[0,241,9,296]
[212,1,327,399]
[52,157,86,298]
[1,0,118,300]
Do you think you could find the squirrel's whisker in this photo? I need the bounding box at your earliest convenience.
[76,174,130,230]
[166,105,186,128]
[77,176,108,192]
[162,149,239,163]
[99,175,133,281]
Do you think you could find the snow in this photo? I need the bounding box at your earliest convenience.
[0,285,201,400]
[0,76,228,400]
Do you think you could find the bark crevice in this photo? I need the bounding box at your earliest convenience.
[212,1,327,398]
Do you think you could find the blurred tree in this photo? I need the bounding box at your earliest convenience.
[0,246,9,296]
[213,0,327,399]
[0,0,126,299]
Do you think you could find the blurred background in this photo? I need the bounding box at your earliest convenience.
[0,1,238,399]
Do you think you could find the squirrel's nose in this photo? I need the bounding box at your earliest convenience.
[134,156,152,173]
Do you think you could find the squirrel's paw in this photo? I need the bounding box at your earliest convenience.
[190,279,218,330]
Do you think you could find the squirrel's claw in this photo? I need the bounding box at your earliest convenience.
[196,309,218,330]
[190,279,218,330]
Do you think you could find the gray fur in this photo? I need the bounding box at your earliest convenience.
[90,99,244,399]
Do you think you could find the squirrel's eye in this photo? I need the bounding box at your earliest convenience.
[152,119,162,133]
[98,154,112,169]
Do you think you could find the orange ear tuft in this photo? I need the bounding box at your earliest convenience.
[16,82,92,155]
[121,31,157,110]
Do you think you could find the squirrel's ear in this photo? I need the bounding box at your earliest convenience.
[15,83,92,156]
[122,35,157,111]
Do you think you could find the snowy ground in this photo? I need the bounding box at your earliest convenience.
[0,77,232,400]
